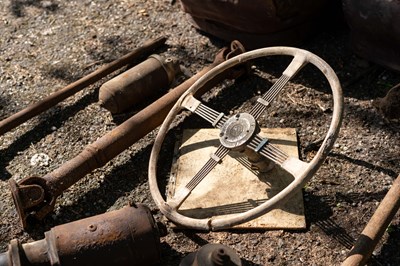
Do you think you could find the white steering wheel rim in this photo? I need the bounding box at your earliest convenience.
[148,46,343,230]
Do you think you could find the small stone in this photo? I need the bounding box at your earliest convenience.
[30,153,51,167]
[41,28,54,36]
[41,1,53,8]
[138,9,148,16]
[251,239,259,245]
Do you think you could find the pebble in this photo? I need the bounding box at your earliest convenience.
[278,239,284,248]
[251,239,259,245]
[30,153,50,167]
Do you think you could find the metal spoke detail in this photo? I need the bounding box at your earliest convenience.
[186,145,230,191]
[250,74,290,119]
[195,103,228,128]
[247,135,288,165]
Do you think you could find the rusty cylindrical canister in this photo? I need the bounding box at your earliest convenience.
[99,54,180,114]
[0,204,163,266]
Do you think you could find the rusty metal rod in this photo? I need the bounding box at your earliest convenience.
[9,42,246,228]
[0,204,162,266]
[342,174,400,266]
[0,36,167,136]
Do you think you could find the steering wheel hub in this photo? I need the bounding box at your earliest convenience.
[219,113,257,149]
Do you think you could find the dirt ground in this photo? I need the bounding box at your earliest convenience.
[1,1,399,265]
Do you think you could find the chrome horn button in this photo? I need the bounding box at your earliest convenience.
[219,113,258,149]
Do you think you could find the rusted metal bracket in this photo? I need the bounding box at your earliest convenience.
[9,41,246,228]
[0,36,167,136]
[0,204,163,266]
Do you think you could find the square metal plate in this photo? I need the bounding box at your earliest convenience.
[168,128,306,229]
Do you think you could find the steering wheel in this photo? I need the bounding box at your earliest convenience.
[149,47,343,230]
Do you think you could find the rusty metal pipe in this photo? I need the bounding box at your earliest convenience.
[342,174,400,266]
[99,54,180,114]
[9,42,246,228]
[0,204,162,266]
[0,36,167,136]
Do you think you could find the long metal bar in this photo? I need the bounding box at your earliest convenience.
[9,42,246,228]
[0,36,167,136]
[342,174,400,266]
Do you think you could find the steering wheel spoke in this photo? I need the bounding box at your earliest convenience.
[167,145,230,209]
[250,54,308,119]
[247,135,289,165]
[247,134,309,179]
[182,95,228,128]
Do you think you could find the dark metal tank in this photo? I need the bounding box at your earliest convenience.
[180,0,330,49]
[343,0,400,71]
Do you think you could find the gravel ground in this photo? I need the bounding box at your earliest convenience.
[1,1,399,265]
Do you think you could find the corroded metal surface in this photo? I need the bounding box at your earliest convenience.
[0,204,162,266]
[9,41,246,228]
[99,54,180,114]
[0,36,167,136]
[180,243,242,266]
